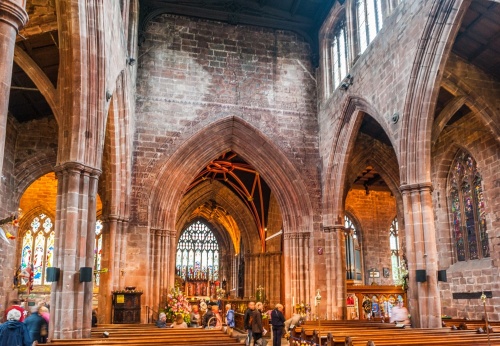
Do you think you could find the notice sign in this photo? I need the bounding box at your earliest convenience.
[116,295,125,304]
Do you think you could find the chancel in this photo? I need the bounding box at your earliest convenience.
[0,0,499,345]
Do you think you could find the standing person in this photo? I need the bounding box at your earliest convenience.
[211,305,223,329]
[225,303,235,335]
[202,305,214,328]
[270,304,285,346]
[251,302,264,345]
[0,309,32,346]
[4,299,27,322]
[24,306,48,344]
[244,301,256,346]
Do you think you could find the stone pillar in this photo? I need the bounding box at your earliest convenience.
[0,0,27,175]
[148,228,174,313]
[98,215,127,324]
[284,232,311,315]
[401,183,441,328]
[50,162,101,339]
[323,226,345,320]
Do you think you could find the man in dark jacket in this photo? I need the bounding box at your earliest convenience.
[270,304,285,346]
[0,309,32,346]
[24,306,48,344]
[251,302,264,345]
[243,301,255,345]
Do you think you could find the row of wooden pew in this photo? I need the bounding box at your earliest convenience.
[289,319,500,345]
[49,324,242,345]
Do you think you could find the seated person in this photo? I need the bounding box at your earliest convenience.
[171,314,188,328]
[211,305,223,330]
[202,305,217,328]
[156,312,168,328]
[190,304,201,327]
[390,300,410,326]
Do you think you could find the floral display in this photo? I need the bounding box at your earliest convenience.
[394,259,409,290]
[164,286,191,323]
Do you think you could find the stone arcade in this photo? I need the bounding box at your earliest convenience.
[0,0,498,341]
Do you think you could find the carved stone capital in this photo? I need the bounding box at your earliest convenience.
[54,161,102,178]
[400,182,433,194]
[0,1,28,31]
[283,231,310,240]
[322,225,345,233]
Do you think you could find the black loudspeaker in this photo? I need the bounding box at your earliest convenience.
[79,267,93,283]
[437,269,447,282]
[46,267,60,282]
[416,269,427,283]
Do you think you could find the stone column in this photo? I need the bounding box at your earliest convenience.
[50,162,101,339]
[148,228,174,314]
[0,0,27,175]
[283,232,311,315]
[98,215,127,323]
[323,226,345,320]
[401,183,441,328]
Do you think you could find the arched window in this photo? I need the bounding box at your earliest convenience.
[345,215,362,282]
[449,151,489,261]
[356,0,384,53]
[94,219,103,286]
[389,217,400,281]
[330,17,349,89]
[175,220,219,281]
[20,213,54,286]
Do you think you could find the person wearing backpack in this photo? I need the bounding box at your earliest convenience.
[0,309,32,346]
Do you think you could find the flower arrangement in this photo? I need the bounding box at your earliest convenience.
[215,287,226,299]
[394,259,409,290]
[164,286,191,324]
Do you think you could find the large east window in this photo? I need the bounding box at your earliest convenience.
[449,150,489,261]
[357,0,384,53]
[175,220,220,281]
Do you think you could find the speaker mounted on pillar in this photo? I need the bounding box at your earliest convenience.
[415,269,427,283]
[46,267,60,282]
[437,269,447,282]
[79,267,93,283]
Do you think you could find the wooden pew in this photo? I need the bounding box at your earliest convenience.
[49,324,241,345]
[288,320,499,346]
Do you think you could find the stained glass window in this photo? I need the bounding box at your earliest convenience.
[19,214,104,287]
[175,220,219,281]
[357,0,384,53]
[389,217,400,281]
[19,213,54,286]
[345,215,362,281]
[330,17,349,89]
[449,151,490,261]
[94,219,103,286]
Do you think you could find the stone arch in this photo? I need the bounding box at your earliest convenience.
[399,0,469,184]
[322,96,396,229]
[146,116,315,310]
[14,151,57,201]
[149,116,314,235]
[175,180,259,255]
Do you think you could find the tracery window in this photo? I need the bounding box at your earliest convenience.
[356,0,384,53]
[345,215,362,281]
[449,151,489,261]
[94,219,103,286]
[20,213,54,285]
[175,220,219,281]
[330,17,349,89]
[389,217,400,281]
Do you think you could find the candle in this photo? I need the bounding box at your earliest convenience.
[292,296,295,307]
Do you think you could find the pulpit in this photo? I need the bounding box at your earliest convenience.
[112,288,143,324]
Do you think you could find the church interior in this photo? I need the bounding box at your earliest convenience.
[0,0,499,342]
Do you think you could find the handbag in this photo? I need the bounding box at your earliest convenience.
[40,324,48,336]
